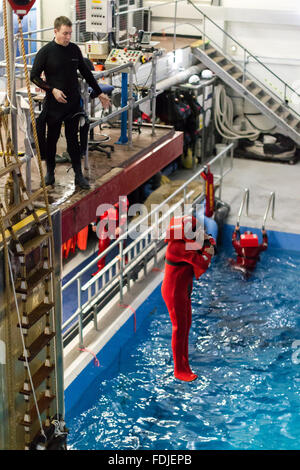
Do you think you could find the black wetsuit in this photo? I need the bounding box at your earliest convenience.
[31,40,102,173]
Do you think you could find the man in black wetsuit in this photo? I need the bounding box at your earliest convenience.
[31,16,110,189]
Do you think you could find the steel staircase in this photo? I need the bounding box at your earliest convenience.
[187,2,300,146]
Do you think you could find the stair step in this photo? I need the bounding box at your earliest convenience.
[270,102,281,113]
[223,63,235,72]
[252,87,264,97]
[244,79,254,88]
[232,71,243,81]
[17,232,51,256]
[18,332,55,363]
[20,395,55,426]
[0,161,22,179]
[190,39,209,49]
[20,364,55,396]
[15,267,53,295]
[205,46,217,56]
[18,302,54,329]
[288,117,300,128]
[281,110,292,120]
[213,55,226,64]
[274,106,285,116]
[260,94,272,104]
[3,188,44,223]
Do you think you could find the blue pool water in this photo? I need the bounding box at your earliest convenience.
[66,247,300,450]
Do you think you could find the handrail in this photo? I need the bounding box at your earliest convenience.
[262,192,275,230]
[187,0,300,105]
[62,143,234,293]
[62,145,234,344]
[236,188,249,228]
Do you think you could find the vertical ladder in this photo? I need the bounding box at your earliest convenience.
[0,1,66,448]
[0,156,59,449]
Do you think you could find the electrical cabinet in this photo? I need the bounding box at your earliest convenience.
[85,0,112,34]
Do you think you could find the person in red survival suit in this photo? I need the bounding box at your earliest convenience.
[229,225,268,277]
[161,215,216,382]
[91,197,129,276]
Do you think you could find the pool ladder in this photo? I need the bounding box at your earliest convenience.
[236,188,275,229]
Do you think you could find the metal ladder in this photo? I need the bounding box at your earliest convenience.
[0,2,64,449]
[0,155,58,449]
[236,188,275,229]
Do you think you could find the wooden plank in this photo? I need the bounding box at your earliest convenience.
[18,302,54,329]
[15,268,53,295]
[18,332,55,363]
[20,395,55,426]
[20,365,55,396]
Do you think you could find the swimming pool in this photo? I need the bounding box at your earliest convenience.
[66,245,300,450]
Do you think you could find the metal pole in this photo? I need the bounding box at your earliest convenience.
[82,81,90,170]
[77,278,84,348]
[153,210,158,266]
[93,307,98,331]
[51,210,65,419]
[173,0,178,52]
[230,144,234,170]
[127,66,133,149]
[284,83,287,105]
[27,32,31,65]
[237,188,249,227]
[117,72,129,144]
[202,13,206,50]
[151,54,158,137]
[119,239,124,303]
[115,0,120,46]
[219,155,223,200]
[243,48,246,85]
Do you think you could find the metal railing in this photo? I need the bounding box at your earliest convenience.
[236,188,249,228]
[186,0,300,117]
[62,144,234,347]
[0,23,163,185]
[262,192,275,230]
[236,188,275,230]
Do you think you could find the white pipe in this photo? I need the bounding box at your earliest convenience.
[156,63,204,91]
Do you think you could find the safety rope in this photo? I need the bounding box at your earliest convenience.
[2,0,14,164]
[77,348,100,367]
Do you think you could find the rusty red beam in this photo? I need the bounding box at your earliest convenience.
[61,131,183,243]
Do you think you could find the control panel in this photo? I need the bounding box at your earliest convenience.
[105,48,143,71]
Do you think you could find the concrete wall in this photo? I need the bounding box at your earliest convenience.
[222,0,300,10]
[39,0,74,43]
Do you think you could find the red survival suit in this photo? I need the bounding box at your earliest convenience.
[161,215,216,382]
[92,197,128,276]
[230,228,268,274]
